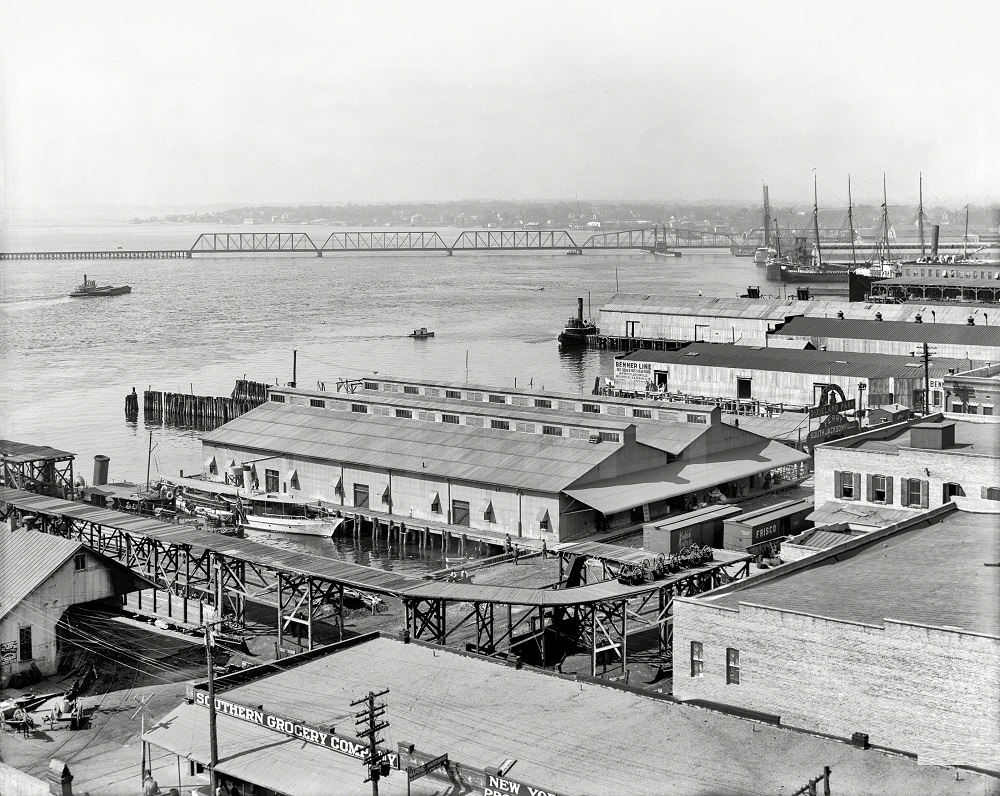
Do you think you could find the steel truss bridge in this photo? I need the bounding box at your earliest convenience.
[188,226,738,256]
[0,487,749,677]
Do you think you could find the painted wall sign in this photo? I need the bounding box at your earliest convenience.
[1,641,17,664]
[613,360,654,391]
[750,521,781,544]
[482,773,566,796]
[192,691,399,768]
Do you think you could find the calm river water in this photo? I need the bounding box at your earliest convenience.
[1,216,776,571]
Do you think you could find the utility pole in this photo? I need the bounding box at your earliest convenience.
[292,349,297,388]
[353,689,390,796]
[922,342,931,415]
[204,565,220,796]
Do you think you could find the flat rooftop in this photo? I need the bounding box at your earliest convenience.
[829,418,1000,457]
[709,509,1000,636]
[143,635,996,795]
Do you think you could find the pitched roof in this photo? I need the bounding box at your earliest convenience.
[0,527,83,620]
[201,402,625,493]
[618,342,985,380]
[0,440,75,463]
[774,315,1000,347]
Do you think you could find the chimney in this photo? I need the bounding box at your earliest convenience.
[48,759,74,796]
[930,224,940,257]
[911,421,956,451]
[577,297,584,321]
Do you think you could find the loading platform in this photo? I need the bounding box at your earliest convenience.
[0,487,750,677]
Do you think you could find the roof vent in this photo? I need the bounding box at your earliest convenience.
[588,431,601,444]
[875,312,883,321]
[914,313,922,323]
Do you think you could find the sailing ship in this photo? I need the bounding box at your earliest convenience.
[766,177,850,283]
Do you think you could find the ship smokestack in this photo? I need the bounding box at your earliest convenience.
[93,455,109,486]
[577,297,584,321]
[930,225,940,258]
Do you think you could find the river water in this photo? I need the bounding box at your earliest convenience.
[1,215,773,572]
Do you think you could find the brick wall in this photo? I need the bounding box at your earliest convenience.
[815,441,1000,513]
[673,599,1000,770]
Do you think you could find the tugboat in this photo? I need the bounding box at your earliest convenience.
[557,297,598,346]
[69,274,131,297]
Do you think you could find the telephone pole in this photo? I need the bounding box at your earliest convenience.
[352,689,390,796]
[923,342,930,415]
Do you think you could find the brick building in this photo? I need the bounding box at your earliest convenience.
[811,414,1000,528]
[672,505,1000,771]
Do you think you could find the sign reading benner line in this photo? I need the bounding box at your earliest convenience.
[191,691,399,768]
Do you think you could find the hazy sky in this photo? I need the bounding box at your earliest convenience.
[2,0,997,211]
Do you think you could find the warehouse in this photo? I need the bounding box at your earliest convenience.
[811,414,1000,528]
[943,362,1000,417]
[596,293,992,348]
[613,343,986,413]
[199,380,809,542]
[771,315,1000,361]
[672,505,1000,772]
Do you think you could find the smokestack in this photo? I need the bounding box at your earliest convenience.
[93,455,109,486]
[577,297,584,321]
[930,225,940,258]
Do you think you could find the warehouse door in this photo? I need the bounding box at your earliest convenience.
[451,499,470,527]
[353,484,370,509]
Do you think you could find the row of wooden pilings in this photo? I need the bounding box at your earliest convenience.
[128,380,270,426]
[337,509,513,559]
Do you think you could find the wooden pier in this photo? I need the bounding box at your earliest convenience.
[138,379,270,427]
[0,249,191,261]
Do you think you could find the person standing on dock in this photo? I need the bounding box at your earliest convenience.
[504,533,512,554]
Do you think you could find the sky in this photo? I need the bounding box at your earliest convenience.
[1,0,997,212]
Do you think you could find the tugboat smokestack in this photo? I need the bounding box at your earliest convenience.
[578,297,584,321]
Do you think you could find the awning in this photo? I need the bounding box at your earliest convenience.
[143,703,376,796]
[332,474,343,491]
[807,501,924,529]
[481,499,493,514]
[287,468,298,486]
[430,491,440,508]
[563,441,809,516]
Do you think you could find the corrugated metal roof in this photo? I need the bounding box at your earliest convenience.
[722,413,809,442]
[599,292,992,325]
[202,402,624,492]
[714,509,1000,635]
[728,498,812,528]
[645,504,743,532]
[0,440,75,463]
[0,528,82,620]
[618,343,986,380]
[564,441,809,515]
[774,316,1000,347]
[794,529,856,550]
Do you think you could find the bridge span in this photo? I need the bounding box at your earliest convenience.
[1,227,737,261]
[0,486,749,676]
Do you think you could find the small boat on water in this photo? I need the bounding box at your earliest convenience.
[69,274,131,298]
[409,327,435,339]
[239,513,343,537]
[558,297,598,346]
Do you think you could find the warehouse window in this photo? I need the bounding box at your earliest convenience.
[488,394,506,404]
[985,487,1000,501]
[310,399,325,408]
[452,499,470,527]
[467,391,484,402]
[581,402,601,414]
[74,552,87,571]
[395,408,413,419]
[736,378,752,400]
[404,385,419,395]
[837,471,857,500]
[871,475,889,504]
[534,399,552,409]
[353,484,369,509]
[263,469,278,493]
[633,408,652,419]
[363,380,379,390]
[19,626,32,661]
[351,403,368,414]
[541,425,563,437]
[430,493,441,514]
[441,413,460,424]
[490,419,510,430]
[445,390,462,399]
[686,414,707,424]
[270,394,285,403]
[726,648,740,685]
[690,641,703,677]
[906,479,922,507]
[598,431,620,443]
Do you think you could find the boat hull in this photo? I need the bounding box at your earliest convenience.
[240,515,343,536]
[70,285,132,297]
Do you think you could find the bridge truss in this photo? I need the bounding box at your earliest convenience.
[190,232,320,253]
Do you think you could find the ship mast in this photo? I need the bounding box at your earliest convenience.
[882,174,891,263]
[847,174,857,266]
[917,172,925,258]
[964,204,969,258]
[763,185,771,248]
[812,174,823,267]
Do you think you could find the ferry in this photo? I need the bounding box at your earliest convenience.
[69,274,131,297]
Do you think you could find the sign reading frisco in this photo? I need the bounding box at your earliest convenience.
[613,359,654,391]
[192,691,399,768]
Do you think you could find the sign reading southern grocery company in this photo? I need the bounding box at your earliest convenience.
[614,359,654,391]
[482,773,566,796]
[192,691,399,767]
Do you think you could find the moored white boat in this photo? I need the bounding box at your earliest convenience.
[239,514,343,537]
